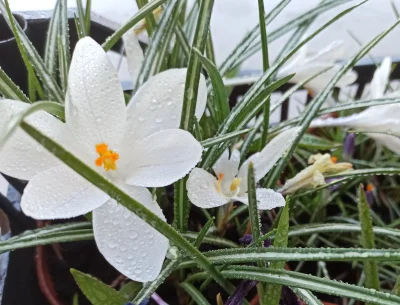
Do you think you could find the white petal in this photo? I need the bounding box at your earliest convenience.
[21,165,109,219]
[212,149,240,181]
[234,188,286,210]
[187,168,228,208]
[65,37,127,151]
[368,133,400,154]
[290,64,357,91]
[305,41,345,62]
[123,31,144,86]
[123,69,207,141]
[123,129,202,187]
[369,57,391,99]
[93,184,168,282]
[0,99,65,180]
[238,127,301,187]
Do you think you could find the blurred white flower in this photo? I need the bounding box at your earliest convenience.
[277,41,357,98]
[311,57,400,154]
[187,127,300,210]
[280,153,353,194]
[0,37,208,282]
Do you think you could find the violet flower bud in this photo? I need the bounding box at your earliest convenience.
[343,133,356,160]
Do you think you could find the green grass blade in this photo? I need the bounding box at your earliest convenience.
[102,0,168,51]
[44,0,60,81]
[135,0,158,36]
[193,217,215,248]
[58,0,70,93]
[84,0,92,34]
[19,120,235,295]
[174,0,215,232]
[181,283,212,305]
[0,66,30,102]
[200,129,251,148]
[394,276,400,296]
[358,185,380,297]
[76,0,88,36]
[189,266,400,305]
[263,201,290,305]
[193,47,229,124]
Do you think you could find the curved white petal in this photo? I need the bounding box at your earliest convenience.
[21,165,109,219]
[238,127,301,188]
[123,69,207,141]
[0,99,65,180]
[66,37,127,152]
[306,41,345,63]
[123,129,202,187]
[370,57,391,99]
[368,133,400,154]
[187,168,228,208]
[212,149,240,181]
[234,188,286,210]
[123,31,144,86]
[93,184,168,282]
[290,64,357,91]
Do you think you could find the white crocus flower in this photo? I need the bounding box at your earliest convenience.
[311,57,400,154]
[280,153,353,194]
[187,127,300,210]
[0,37,208,282]
[278,41,357,99]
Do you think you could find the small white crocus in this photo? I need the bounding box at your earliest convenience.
[187,127,301,210]
[311,57,400,154]
[0,37,208,282]
[277,41,357,100]
[280,153,353,194]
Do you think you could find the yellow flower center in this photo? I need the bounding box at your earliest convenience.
[216,173,242,195]
[95,143,119,171]
[230,178,242,192]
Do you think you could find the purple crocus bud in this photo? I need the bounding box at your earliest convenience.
[239,234,253,245]
[366,184,375,206]
[125,300,149,305]
[281,287,302,305]
[326,177,344,192]
[239,234,271,247]
[225,280,258,305]
[343,133,356,160]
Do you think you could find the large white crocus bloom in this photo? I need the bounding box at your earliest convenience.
[311,57,400,154]
[0,37,207,282]
[278,41,357,96]
[187,128,300,209]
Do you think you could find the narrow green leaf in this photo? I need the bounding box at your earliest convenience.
[265,11,400,188]
[102,0,168,51]
[71,269,126,305]
[291,288,324,305]
[193,47,229,124]
[181,283,212,305]
[77,0,88,36]
[174,0,215,232]
[135,0,158,36]
[84,0,92,34]
[200,129,251,148]
[59,0,70,76]
[358,185,380,296]
[20,120,235,295]
[190,266,400,305]
[0,0,63,103]
[194,217,215,248]
[298,134,340,150]
[44,0,61,80]
[0,66,30,102]
[74,14,84,40]
[263,201,289,305]
[135,0,180,88]
[58,35,69,94]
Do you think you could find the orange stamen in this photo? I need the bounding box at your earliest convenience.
[366,184,374,192]
[95,143,120,171]
[330,156,338,163]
